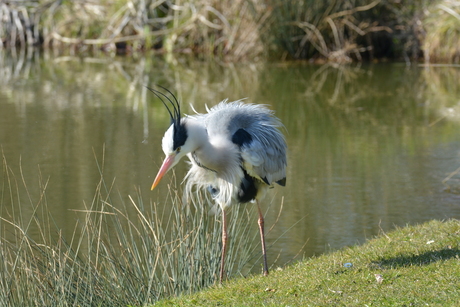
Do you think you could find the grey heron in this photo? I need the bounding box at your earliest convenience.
[149,87,287,282]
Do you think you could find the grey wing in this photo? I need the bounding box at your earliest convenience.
[206,100,287,186]
[238,124,287,186]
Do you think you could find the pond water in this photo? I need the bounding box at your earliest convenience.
[1,51,460,270]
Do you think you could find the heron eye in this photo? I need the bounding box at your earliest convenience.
[176,147,181,153]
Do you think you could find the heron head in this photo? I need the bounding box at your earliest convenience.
[147,85,191,190]
[151,120,190,190]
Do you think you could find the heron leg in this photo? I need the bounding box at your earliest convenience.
[220,208,228,283]
[257,200,269,276]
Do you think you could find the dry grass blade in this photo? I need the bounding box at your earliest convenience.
[292,0,387,62]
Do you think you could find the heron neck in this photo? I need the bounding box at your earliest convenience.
[186,119,237,173]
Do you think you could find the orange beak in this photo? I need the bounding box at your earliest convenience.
[151,154,176,190]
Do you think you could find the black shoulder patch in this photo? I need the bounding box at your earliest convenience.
[237,169,258,203]
[232,128,253,147]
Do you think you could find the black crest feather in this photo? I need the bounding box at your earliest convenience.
[146,85,188,149]
[146,85,181,126]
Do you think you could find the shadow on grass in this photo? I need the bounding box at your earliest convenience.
[372,248,460,269]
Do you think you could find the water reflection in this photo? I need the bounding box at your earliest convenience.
[1,51,460,269]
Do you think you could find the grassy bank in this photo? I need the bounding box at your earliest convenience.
[154,219,460,306]
[2,0,460,62]
[0,154,260,306]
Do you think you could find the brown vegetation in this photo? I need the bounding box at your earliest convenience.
[0,1,459,62]
[423,1,460,63]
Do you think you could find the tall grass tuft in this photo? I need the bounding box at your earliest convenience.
[423,0,460,63]
[0,153,260,306]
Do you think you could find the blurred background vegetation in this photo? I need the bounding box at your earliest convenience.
[1,0,460,63]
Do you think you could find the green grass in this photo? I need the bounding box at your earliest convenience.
[0,153,260,306]
[153,219,460,306]
[2,152,460,306]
